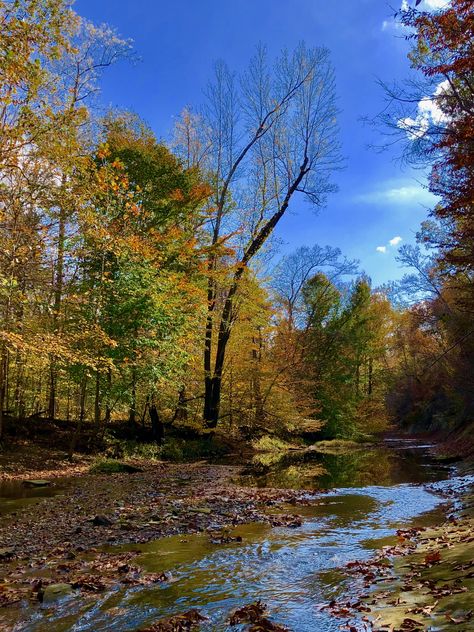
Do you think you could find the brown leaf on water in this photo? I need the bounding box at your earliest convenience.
[269,514,302,528]
[399,617,424,631]
[70,575,106,592]
[446,610,473,625]
[228,601,290,630]
[229,600,267,624]
[248,618,289,631]
[424,550,441,565]
[137,608,207,631]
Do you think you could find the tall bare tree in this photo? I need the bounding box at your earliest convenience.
[176,43,341,426]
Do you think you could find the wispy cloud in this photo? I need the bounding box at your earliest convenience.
[424,0,449,8]
[376,246,387,254]
[398,80,450,140]
[355,183,436,206]
[389,236,402,246]
[381,0,408,31]
[383,1,448,33]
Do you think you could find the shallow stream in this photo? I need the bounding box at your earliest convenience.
[5,440,470,631]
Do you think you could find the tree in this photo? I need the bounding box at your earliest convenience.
[0,0,78,438]
[76,116,210,435]
[175,43,341,426]
[301,276,392,438]
[44,19,131,420]
[375,0,474,435]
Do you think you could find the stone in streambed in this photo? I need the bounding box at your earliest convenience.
[42,583,73,603]
[22,479,51,487]
[0,547,14,560]
[91,514,113,526]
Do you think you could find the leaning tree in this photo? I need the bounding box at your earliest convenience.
[175,43,341,426]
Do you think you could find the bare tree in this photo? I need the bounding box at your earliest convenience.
[272,244,358,330]
[175,43,341,426]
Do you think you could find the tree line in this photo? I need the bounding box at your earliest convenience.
[0,0,472,451]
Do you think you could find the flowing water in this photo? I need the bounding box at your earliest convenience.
[5,440,471,631]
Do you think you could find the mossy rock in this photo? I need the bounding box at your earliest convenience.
[42,583,73,603]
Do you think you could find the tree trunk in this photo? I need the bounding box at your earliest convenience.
[149,404,164,445]
[48,365,56,420]
[48,198,66,420]
[94,371,101,426]
[203,281,215,421]
[368,357,373,396]
[202,157,309,427]
[171,386,188,424]
[252,328,264,423]
[104,368,112,424]
[204,376,222,427]
[0,348,7,441]
[68,376,87,461]
[129,366,137,427]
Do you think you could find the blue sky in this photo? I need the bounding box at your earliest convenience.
[76,0,440,285]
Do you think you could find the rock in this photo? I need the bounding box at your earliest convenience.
[92,514,113,526]
[42,583,73,603]
[22,479,51,487]
[121,463,143,473]
[0,547,14,560]
[119,521,135,531]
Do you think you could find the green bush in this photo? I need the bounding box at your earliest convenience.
[160,437,230,462]
[120,440,162,461]
[252,436,301,452]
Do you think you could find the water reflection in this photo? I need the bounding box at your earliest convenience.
[0,479,62,516]
[237,443,450,490]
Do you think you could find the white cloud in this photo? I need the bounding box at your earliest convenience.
[398,80,450,140]
[389,236,403,246]
[424,0,448,8]
[384,1,448,34]
[376,246,387,254]
[381,18,403,32]
[355,184,436,206]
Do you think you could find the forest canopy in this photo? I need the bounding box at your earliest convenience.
[0,0,473,457]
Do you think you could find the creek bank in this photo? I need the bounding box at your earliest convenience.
[0,437,462,631]
[324,468,474,631]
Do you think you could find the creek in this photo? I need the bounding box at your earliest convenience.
[5,439,470,631]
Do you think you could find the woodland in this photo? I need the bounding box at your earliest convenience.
[0,0,471,473]
[0,0,473,457]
